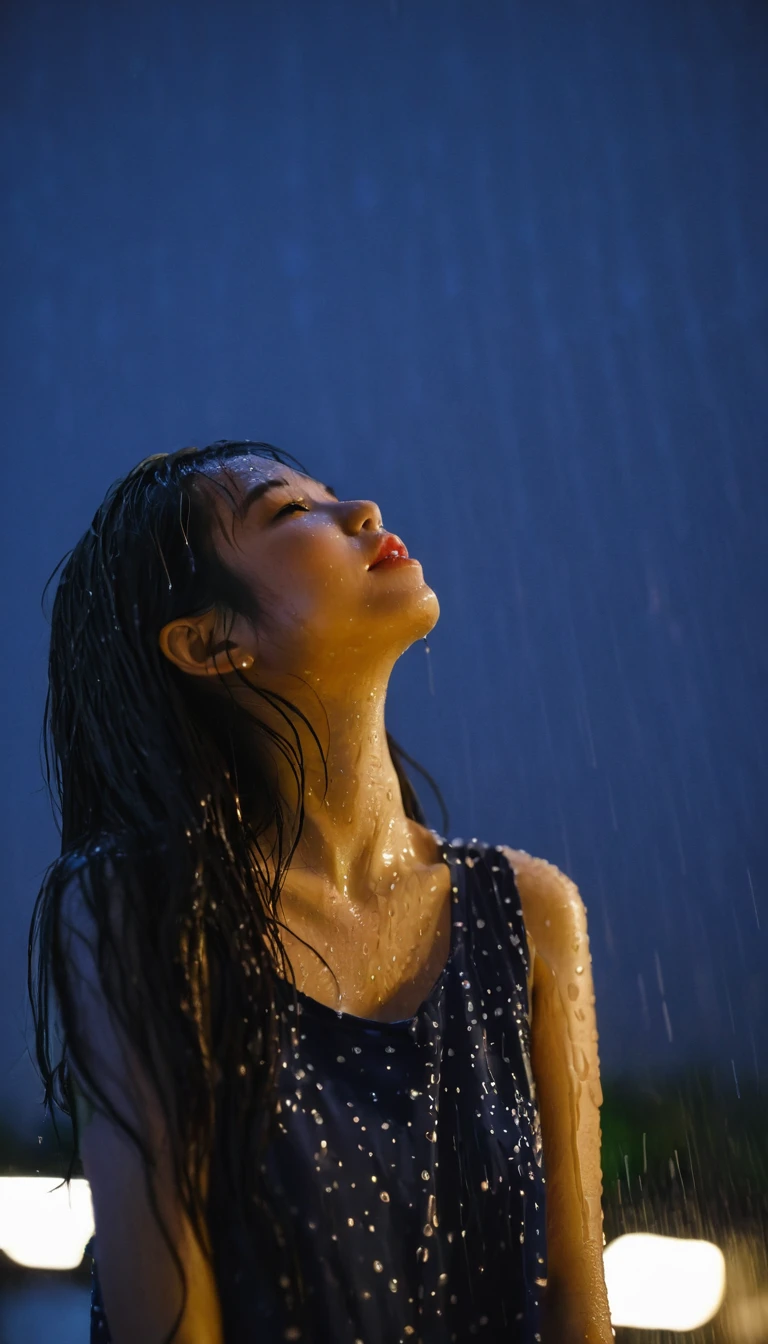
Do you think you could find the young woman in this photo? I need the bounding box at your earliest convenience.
[29,440,612,1344]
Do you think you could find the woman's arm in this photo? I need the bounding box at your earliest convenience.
[499,848,613,1344]
[62,880,224,1344]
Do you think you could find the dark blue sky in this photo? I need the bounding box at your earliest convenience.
[2,0,766,1137]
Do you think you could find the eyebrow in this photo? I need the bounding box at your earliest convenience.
[238,476,338,518]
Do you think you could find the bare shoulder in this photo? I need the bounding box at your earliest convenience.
[497,846,589,967]
[498,846,583,906]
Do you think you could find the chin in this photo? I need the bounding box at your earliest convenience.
[363,583,439,652]
[409,588,440,641]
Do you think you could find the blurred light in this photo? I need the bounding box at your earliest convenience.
[0,1177,94,1270]
[604,1232,726,1330]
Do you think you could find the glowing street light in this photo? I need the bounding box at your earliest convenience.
[604,1232,726,1330]
[0,1176,94,1270]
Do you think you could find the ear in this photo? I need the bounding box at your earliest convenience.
[158,609,254,678]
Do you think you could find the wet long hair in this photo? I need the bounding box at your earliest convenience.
[27,439,449,1342]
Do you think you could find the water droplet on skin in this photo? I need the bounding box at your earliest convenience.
[572,1046,590,1080]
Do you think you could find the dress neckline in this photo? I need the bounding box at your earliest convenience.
[276,833,461,1029]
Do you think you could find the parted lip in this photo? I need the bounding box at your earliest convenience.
[369,531,409,568]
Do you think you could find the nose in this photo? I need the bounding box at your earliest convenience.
[346,499,383,533]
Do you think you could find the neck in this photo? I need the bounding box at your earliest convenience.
[243,666,432,904]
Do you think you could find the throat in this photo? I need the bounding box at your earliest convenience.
[273,854,452,1021]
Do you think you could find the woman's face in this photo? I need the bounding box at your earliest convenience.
[201,455,440,682]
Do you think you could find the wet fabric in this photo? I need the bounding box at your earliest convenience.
[84,836,547,1342]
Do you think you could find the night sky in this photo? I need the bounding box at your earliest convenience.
[2,0,766,1143]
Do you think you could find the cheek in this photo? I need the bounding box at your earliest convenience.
[261,536,361,621]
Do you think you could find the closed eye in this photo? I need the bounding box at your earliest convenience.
[273,500,310,520]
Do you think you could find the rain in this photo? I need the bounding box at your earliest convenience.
[1,2,766,1340]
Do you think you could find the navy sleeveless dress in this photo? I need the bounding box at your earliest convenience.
[84,836,547,1342]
